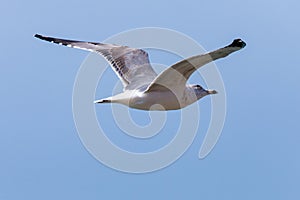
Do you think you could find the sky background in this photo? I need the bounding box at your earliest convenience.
[1,0,300,199]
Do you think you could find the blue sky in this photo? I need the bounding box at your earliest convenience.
[1,0,300,199]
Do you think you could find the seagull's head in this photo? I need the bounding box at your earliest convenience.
[191,84,218,99]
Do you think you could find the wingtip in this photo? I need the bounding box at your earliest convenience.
[227,38,246,48]
[34,34,61,44]
[34,34,43,39]
[34,34,50,42]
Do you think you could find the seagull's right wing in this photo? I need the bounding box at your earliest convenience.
[145,39,246,93]
[35,34,157,91]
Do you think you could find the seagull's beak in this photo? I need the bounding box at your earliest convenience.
[207,90,218,94]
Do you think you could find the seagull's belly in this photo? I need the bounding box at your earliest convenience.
[129,91,185,111]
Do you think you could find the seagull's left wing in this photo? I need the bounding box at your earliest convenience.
[35,34,157,91]
[145,39,246,93]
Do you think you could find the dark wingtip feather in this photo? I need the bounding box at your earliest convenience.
[34,34,47,40]
[227,38,246,48]
[34,34,53,42]
[34,34,42,39]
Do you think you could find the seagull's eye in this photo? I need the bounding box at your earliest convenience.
[194,85,202,89]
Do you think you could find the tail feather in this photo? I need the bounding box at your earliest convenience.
[94,99,112,104]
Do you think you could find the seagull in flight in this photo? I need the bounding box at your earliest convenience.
[35,34,246,110]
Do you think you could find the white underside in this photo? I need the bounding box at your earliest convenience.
[95,87,199,111]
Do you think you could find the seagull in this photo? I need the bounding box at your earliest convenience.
[35,34,246,110]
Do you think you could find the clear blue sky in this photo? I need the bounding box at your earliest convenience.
[1,0,299,199]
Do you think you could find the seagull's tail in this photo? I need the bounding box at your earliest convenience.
[94,99,112,104]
